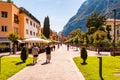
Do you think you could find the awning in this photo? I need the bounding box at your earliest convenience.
[0,37,11,43]
[23,38,50,43]
[17,39,24,43]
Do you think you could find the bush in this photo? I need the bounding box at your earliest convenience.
[20,46,28,63]
[80,47,88,64]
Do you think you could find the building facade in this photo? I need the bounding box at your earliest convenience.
[0,1,41,43]
[105,18,120,41]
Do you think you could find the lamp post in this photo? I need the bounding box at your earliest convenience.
[113,9,116,49]
[98,55,103,80]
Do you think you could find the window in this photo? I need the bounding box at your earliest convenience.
[26,18,29,24]
[30,21,32,26]
[26,29,28,34]
[33,23,35,27]
[14,28,18,34]
[30,31,32,35]
[1,26,7,32]
[1,11,8,18]
[14,14,19,24]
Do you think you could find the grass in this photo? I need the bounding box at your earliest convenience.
[0,56,33,80]
[73,56,120,80]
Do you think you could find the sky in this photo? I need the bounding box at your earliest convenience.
[13,0,86,33]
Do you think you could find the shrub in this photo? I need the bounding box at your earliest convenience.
[80,47,88,64]
[20,46,28,63]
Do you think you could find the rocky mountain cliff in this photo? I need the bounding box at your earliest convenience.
[62,0,120,36]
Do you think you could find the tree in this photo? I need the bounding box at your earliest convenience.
[8,32,19,54]
[81,47,88,64]
[69,28,82,38]
[86,11,106,32]
[69,28,83,47]
[21,45,28,63]
[41,34,47,40]
[106,25,112,41]
[43,16,50,39]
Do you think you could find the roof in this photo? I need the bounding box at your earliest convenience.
[19,7,40,24]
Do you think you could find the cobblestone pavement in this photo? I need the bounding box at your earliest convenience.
[6,45,110,80]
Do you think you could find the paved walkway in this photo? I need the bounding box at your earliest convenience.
[6,45,110,80]
[7,45,85,80]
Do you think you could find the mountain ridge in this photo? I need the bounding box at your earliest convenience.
[62,0,120,36]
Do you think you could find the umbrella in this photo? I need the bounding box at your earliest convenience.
[23,38,48,43]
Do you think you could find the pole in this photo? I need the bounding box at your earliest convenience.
[113,9,116,56]
[98,56,103,80]
[99,57,102,77]
[113,9,116,48]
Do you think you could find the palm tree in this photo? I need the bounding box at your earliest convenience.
[8,32,19,54]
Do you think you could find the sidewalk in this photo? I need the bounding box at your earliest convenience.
[7,45,85,80]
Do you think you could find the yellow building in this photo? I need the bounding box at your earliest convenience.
[0,1,41,43]
[105,18,120,41]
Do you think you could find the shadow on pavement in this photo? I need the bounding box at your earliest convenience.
[41,62,49,65]
[26,63,35,66]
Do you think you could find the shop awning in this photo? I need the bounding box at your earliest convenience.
[0,37,11,43]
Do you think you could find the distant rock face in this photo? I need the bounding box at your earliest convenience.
[62,0,120,36]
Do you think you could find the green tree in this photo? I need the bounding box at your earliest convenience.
[106,25,112,41]
[41,34,47,39]
[86,11,106,32]
[69,28,83,46]
[69,28,82,38]
[81,47,88,64]
[21,45,28,63]
[43,16,50,39]
[8,32,19,54]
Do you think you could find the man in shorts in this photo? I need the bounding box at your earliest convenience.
[32,44,39,64]
[45,45,51,63]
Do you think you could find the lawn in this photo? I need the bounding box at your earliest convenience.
[0,56,33,80]
[73,56,120,80]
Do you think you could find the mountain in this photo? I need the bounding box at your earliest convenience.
[62,0,120,36]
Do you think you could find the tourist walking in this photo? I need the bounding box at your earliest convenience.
[67,44,69,51]
[45,45,51,63]
[32,44,39,64]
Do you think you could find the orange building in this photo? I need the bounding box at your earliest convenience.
[0,1,41,43]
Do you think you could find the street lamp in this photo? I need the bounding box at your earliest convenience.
[97,55,103,80]
[113,9,116,49]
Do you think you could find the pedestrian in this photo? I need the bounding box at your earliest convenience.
[45,45,51,63]
[67,44,69,51]
[32,44,39,64]
[53,45,56,51]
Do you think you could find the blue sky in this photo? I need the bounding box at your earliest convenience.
[13,0,86,33]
